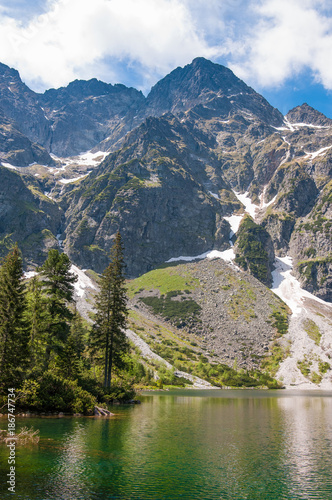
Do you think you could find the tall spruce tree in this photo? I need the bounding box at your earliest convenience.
[57,308,86,379]
[0,245,29,388]
[92,232,129,389]
[38,249,77,370]
[25,276,49,370]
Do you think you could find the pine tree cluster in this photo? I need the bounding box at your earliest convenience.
[0,233,135,414]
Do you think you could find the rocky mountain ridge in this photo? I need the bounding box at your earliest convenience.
[0,57,331,302]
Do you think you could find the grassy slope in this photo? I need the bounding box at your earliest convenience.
[126,260,289,388]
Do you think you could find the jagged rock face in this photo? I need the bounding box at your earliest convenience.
[289,180,332,300]
[61,115,232,275]
[38,79,146,156]
[0,58,284,159]
[0,60,331,299]
[0,63,51,148]
[267,162,319,217]
[254,106,332,299]
[0,62,146,158]
[295,259,332,302]
[286,103,332,126]
[145,57,284,127]
[0,166,62,266]
[0,110,54,167]
[261,213,295,254]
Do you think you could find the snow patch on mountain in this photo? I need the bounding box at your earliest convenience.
[51,150,109,170]
[272,257,330,314]
[71,265,96,298]
[304,145,332,160]
[289,122,331,129]
[224,214,243,237]
[233,191,258,219]
[272,256,332,389]
[59,173,90,184]
[274,119,331,132]
[24,271,38,279]
[166,248,236,264]
[1,162,18,170]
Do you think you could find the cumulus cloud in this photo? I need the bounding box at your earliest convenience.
[230,0,332,90]
[0,0,222,91]
[1,0,332,93]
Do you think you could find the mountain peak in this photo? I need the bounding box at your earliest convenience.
[286,103,332,126]
[0,62,20,80]
[145,58,283,126]
[146,58,253,116]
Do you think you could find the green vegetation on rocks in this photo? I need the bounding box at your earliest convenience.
[127,266,199,298]
[140,292,201,325]
[270,303,289,336]
[235,215,274,286]
[261,341,290,377]
[303,318,321,345]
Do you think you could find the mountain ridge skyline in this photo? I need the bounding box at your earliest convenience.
[1,57,331,121]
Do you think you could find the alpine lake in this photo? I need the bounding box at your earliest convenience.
[1,389,332,500]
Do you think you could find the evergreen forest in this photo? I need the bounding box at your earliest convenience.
[0,233,148,414]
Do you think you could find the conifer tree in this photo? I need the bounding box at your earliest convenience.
[58,308,86,379]
[0,245,29,388]
[38,249,77,370]
[25,276,49,370]
[91,232,129,389]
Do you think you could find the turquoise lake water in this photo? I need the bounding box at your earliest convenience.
[1,389,332,499]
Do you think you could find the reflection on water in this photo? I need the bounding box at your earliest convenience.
[1,390,332,499]
[278,396,332,499]
[47,423,90,499]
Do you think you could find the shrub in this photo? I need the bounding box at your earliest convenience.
[19,372,97,414]
[140,295,201,323]
[103,382,136,404]
[319,361,330,374]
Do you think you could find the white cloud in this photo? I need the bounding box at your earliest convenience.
[230,0,332,90]
[1,0,332,93]
[0,0,221,91]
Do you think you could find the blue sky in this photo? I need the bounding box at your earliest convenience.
[1,0,332,118]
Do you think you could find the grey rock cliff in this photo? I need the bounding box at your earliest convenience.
[0,166,62,266]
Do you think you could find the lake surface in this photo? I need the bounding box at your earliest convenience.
[1,389,332,499]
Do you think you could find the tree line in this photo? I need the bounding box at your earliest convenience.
[0,232,135,413]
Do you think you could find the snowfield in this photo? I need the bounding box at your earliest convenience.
[24,271,38,279]
[51,150,109,170]
[233,190,258,218]
[304,145,332,160]
[224,214,243,238]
